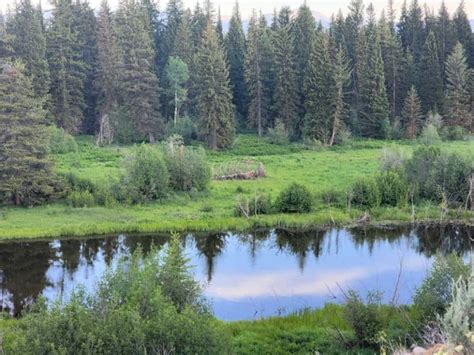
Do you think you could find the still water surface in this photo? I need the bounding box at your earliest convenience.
[0,224,471,320]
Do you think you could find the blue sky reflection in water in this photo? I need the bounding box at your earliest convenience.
[0,225,471,321]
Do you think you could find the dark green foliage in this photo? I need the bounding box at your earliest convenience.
[344,290,383,348]
[413,253,470,322]
[0,62,64,206]
[193,22,235,149]
[47,126,78,154]
[3,237,230,354]
[163,139,211,192]
[376,170,407,207]
[122,144,169,202]
[225,2,247,125]
[404,145,441,200]
[275,183,312,213]
[350,178,380,208]
[401,86,423,138]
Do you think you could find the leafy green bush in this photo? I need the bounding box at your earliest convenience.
[317,189,346,208]
[61,172,96,193]
[343,290,383,348]
[164,137,211,192]
[164,116,197,144]
[235,193,272,217]
[376,171,407,207]
[419,124,441,145]
[379,146,406,172]
[122,144,169,202]
[67,190,96,207]
[267,121,289,145]
[440,125,469,141]
[275,183,312,213]
[404,145,441,200]
[3,236,230,354]
[47,126,78,154]
[413,254,470,322]
[350,178,380,208]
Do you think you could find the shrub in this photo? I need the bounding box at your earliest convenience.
[336,128,353,146]
[275,183,312,213]
[419,124,441,145]
[235,193,272,217]
[3,236,230,354]
[164,116,197,144]
[440,125,469,141]
[343,290,383,348]
[318,189,346,208]
[413,254,469,322]
[379,146,406,172]
[122,144,169,202]
[61,172,96,193]
[376,171,407,207]
[68,190,96,208]
[163,137,211,192]
[47,126,78,154]
[350,178,380,208]
[267,121,289,145]
[404,145,441,200]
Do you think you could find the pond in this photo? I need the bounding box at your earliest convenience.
[0,224,471,321]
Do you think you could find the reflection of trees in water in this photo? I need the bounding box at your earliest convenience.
[193,233,227,282]
[414,224,472,257]
[123,234,170,255]
[274,229,326,271]
[0,241,52,316]
[235,229,269,263]
[349,226,412,255]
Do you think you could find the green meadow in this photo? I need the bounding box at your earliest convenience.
[0,135,472,240]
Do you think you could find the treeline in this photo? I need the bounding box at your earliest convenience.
[0,0,473,149]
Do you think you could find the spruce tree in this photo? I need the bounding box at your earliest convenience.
[216,7,223,42]
[273,19,298,133]
[191,2,207,47]
[161,0,184,65]
[405,0,424,61]
[95,0,122,145]
[47,0,87,133]
[444,43,472,130]
[224,1,247,126]
[172,9,193,66]
[291,3,317,138]
[193,22,235,149]
[418,30,444,113]
[357,5,390,138]
[0,61,62,206]
[452,1,474,67]
[401,85,423,138]
[115,0,163,143]
[304,32,334,144]
[9,0,50,105]
[436,1,455,73]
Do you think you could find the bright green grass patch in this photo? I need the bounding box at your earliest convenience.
[0,135,472,240]
[225,305,375,354]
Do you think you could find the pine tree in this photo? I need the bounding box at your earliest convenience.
[357,5,390,138]
[273,19,298,133]
[47,0,87,133]
[329,46,352,146]
[0,61,62,206]
[95,0,122,145]
[405,0,424,61]
[435,1,455,73]
[452,1,474,67]
[9,0,50,105]
[171,9,193,66]
[224,1,247,126]
[161,0,184,65]
[401,85,423,138]
[344,0,364,63]
[304,32,334,144]
[444,43,472,130]
[115,0,163,143]
[216,7,223,42]
[245,11,272,136]
[193,22,235,149]
[190,2,207,47]
[291,3,317,138]
[418,30,444,113]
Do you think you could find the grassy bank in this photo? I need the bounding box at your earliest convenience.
[0,135,472,240]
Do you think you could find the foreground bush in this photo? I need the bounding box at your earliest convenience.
[2,236,230,354]
[235,192,272,217]
[122,144,169,202]
[376,171,407,207]
[350,178,380,208]
[275,183,312,213]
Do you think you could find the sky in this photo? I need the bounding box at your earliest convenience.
[1,0,473,20]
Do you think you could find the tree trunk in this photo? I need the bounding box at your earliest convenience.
[209,126,217,150]
[174,90,178,126]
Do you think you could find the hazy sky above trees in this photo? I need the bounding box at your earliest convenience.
[1,1,473,19]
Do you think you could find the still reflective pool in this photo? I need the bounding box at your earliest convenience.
[0,224,471,320]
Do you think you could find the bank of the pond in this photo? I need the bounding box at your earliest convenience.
[0,202,472,240]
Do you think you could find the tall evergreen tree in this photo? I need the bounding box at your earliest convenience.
[47,0,87,133]
[435,0,455,73]
[291,3,317,138]
[115,0,163,143]
[95,0,122,145]
[401,85,423,138]
[216,7,223,42]
[9,0,50,105]
[273,17,298,133]
[418,30,444,113]
[171,9,193,66]
[190,2,207,47]
[245,11,273,136]
[444,43,472,130]
[405,0,424,61]
[344,0,364,63]
[304,32,334,144]
[0,61,62,206]
[452,1,474,67]
[193,22,235,149]
[224,1,247,126]
[357,5,390,138]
